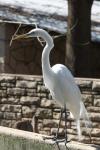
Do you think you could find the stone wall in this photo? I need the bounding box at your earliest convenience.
[0,74,100,145]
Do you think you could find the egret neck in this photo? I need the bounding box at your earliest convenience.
[41,30,54,87]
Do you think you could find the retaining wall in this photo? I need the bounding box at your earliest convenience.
[0,126,100,150]
[0,74,100,145]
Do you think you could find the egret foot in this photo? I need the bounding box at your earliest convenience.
[53,138,70,150]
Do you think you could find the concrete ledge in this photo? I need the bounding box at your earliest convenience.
[0,126,99,150]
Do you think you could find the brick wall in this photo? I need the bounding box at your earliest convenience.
[0,74,100,145]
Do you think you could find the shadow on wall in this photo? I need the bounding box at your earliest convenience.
[14,120,33,132]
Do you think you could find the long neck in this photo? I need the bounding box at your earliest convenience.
[32,29,54,86]
[42,42,53,79]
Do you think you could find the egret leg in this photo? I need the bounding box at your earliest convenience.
[44,106,70,150]
[88,125,93,143]
[55,108,63,140]
[51,108,64,150]
[53,105,70,150]
[43,109,63,142]
[64,104,70,150]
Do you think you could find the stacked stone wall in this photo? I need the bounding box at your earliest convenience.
[0,74,100,145]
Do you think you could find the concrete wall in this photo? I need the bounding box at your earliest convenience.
[0,126,55,150]
[0,74,100,145]
[0,126,99,150]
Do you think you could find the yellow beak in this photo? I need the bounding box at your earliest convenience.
[13,33,28,40]
[10,33,29,46]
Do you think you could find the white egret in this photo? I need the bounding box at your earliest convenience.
[13,28,92,141]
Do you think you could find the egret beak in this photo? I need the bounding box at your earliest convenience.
[13,33,29,40]
[10,33,29,46]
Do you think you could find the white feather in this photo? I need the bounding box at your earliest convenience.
[19,28,92,140]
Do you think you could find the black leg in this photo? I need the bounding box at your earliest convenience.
[55,108,63,140]
[52,108,63,150]
[44,106,70,150]
[53,105,70,150]
[64,104,70,150]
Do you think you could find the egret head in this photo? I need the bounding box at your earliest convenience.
[13,28,54,48]
[13,28,41,40]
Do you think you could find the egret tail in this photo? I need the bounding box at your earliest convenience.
[76,101,92,140]
[80,101,92,128]
[76,119,81,140]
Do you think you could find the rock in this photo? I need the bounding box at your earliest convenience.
[67,128,77,135]
[53,109,72,121]
[37,93,47,98]
[16,113,22,119]
[7,88,26,96]
[51,128,64,136]
[53,108,61,113]
[42,127,51,135]
[0,119,12,127]
[39,130,50,136]
[0,104,21,112]
[0,112,3,119]
[75,79,92,88]
[60,120,71,129]
[67,134,78,141]
[3,112,21,120]
[0,82,15,87]
[82,128,100,137]
[20,96,40,105]
[0,98,8,103]
[87,106,100,113]
[92,81,100,91]
[41,98,59,108]
[0,76,15,83]
[7,97,20,104]
[90,113,100,121]
[37,85,47,93]
[35,108,52,119]
[53,111,60,119]
[22,106,36,118]
[91,137,100,145]
[37,122,43,131]
[35,77,43,82]
[0,90,7,97]
[43,119,59,128]
[16,80,37,89]
[4,112,16,120]
[16,75,35,81]
[1,97,19,104]
[43,127,51,132]
[9,120,17,127]
[94,96,100,107]
[92,122,100,128]
[82,94,93,104]
[80,136,92,144]
[25,89,37,96]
